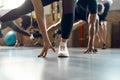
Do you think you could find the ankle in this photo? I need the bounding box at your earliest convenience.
[59,42,67,47]
[61,38,68,43]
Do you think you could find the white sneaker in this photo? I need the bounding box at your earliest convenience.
[0,24,1,29]
[58,42,69,57]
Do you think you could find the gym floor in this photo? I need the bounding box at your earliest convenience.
[0,47,120,80]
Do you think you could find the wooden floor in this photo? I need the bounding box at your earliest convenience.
[0,46,120,80]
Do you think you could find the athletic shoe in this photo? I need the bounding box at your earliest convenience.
[93,48,98,52]
[58,42,69,57]
[102,43,106,49]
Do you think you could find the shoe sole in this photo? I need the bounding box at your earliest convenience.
[58,53,69,57]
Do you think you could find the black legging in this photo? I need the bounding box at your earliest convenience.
[0,0,74,39]
[1,21,42,38]
[61,0,74,39]
[0,0,59,23]
[1,21,30,36]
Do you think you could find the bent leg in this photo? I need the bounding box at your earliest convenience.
[72,20,86,31]
[0,0,34,23]
[0,0,60,23]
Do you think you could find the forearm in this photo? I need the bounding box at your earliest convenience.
[3,21,30,36]
[31,0,50,43]
[61,0,74,39]
[13,27,30,36]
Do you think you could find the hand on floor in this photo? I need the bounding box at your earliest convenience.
[84,47,97,54]
[38,42,56,57]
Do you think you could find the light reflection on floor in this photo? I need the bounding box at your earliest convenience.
[0,47,120,80]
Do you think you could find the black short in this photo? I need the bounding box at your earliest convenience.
[99,2,111,21]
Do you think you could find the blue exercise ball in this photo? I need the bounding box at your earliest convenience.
[4,30,16,46]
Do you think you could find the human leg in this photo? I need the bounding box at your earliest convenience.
[13,17,24,47]
[98,2,111,49]
[101,21,107,49]
[72,20,86,31]
[84,13,97,53]
[0,0,59,23]
[58,0,74,57]
[14,33,24,47]
[47,1,87,47]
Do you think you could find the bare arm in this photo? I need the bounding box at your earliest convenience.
[1,21,30,36]
[31,0,55,57]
